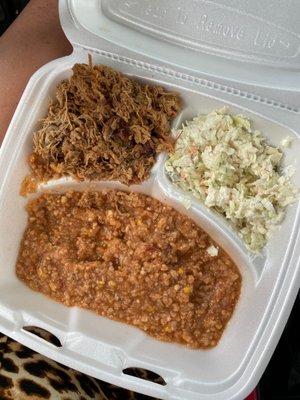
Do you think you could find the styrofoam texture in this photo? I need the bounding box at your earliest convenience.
[0,1,300,399]
[66,0,300,105]
[102,0,300,69]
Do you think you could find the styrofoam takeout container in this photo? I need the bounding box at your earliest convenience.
[0,1,300,399]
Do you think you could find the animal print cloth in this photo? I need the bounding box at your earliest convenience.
[0,328,160,400]
[0,328,256,399]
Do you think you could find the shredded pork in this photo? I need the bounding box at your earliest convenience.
[23,60,181,193]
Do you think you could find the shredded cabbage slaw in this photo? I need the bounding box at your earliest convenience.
[165,108,297,252]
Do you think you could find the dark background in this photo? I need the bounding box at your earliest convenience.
[0,0,29,34]
[0,1,300,399]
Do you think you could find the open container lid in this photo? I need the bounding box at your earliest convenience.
[0,2,299,400]
[61,0,300,108]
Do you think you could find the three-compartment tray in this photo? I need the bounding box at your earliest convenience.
[0,1,300,399]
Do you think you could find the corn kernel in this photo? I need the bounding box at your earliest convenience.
[183,286,192,295]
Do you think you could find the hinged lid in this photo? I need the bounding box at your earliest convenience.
[103,0,300,68]
[60,0,300,96]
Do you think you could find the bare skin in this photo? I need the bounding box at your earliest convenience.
[0,0,72,143]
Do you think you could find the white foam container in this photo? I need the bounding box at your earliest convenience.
[0,1,300,399]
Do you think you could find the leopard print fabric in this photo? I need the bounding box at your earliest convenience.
[0,328,159,400]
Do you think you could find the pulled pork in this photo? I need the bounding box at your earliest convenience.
[24,60,181,191]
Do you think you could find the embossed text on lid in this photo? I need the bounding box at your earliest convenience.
[102,0,300,67]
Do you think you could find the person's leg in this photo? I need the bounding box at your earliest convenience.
[0,0,72,142]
